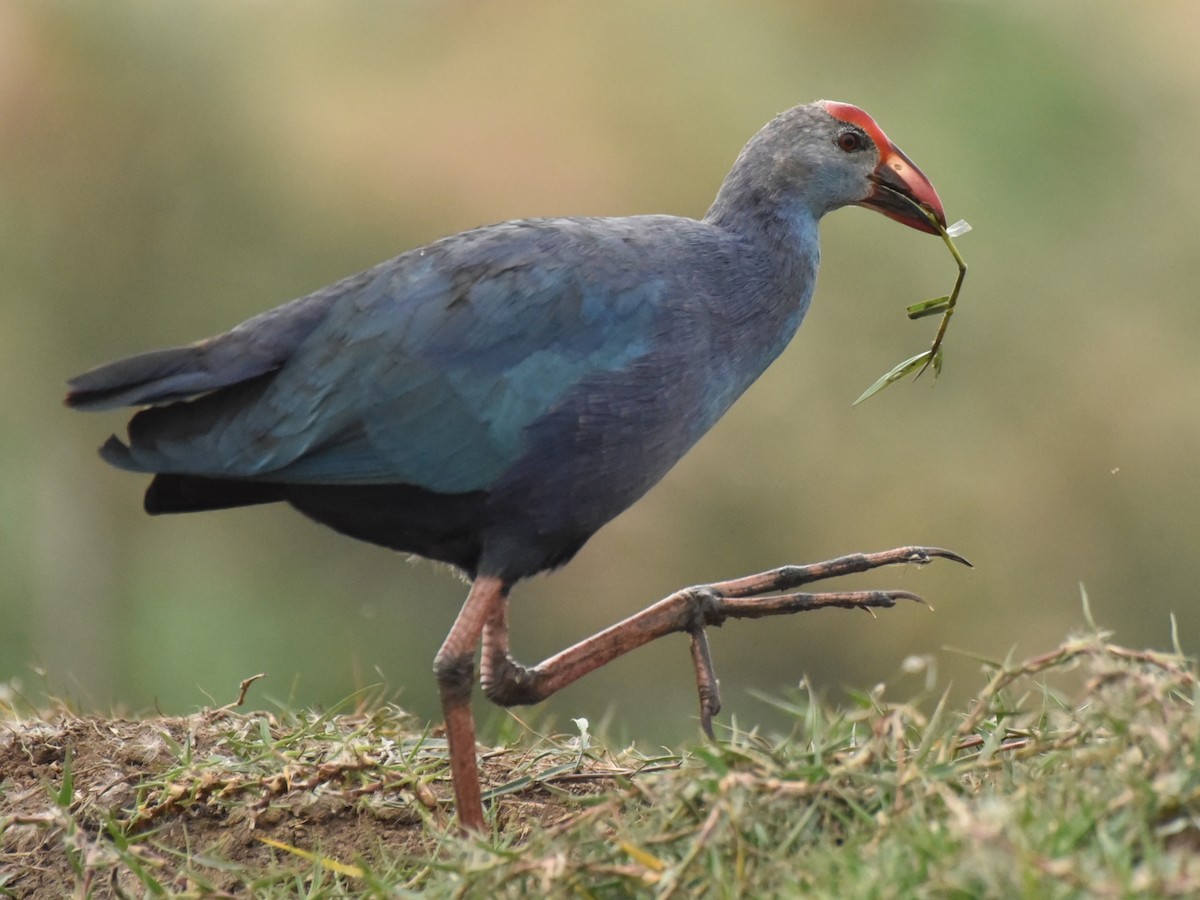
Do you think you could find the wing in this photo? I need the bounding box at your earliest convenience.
[65,265,383,411]
[104,218,676,494]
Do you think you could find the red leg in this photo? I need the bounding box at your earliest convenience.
[479,546,969,732]
[433,575,506,832]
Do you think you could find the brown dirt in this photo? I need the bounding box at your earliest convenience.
[0,709,633,896]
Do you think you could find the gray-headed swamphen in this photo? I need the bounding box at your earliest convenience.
[67,100,969,830]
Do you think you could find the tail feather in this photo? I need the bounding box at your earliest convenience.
[98,435,140,471]
[65,344,265,412]
[145,473,287,514]
[89,370,278,476]
[66,283,354,412]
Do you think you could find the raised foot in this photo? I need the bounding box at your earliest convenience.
[683,545,971,737]
[704,545,972,600]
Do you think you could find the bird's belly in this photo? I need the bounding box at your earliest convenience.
[476,368,721,580]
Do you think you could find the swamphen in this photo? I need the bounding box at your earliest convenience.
[66,100,968,830]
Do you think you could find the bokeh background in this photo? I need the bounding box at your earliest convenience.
[3,1,1198,746]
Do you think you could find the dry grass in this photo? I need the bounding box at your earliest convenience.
[4,614,1200,897]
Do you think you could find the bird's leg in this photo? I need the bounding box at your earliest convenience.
[482,588,718,736]
[479,546,970,734]
[433,575,506,832]
[479,593,514,701]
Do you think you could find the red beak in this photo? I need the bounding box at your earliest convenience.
[862,144,946,235]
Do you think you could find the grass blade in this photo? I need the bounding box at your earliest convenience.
[854,351,933,406]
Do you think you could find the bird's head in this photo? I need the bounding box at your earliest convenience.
[709,100,945,235]
[819,100,945,234]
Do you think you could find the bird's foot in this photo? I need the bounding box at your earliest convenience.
[679,546,971,736]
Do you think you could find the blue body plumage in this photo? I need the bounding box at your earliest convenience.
[72,212,813,580]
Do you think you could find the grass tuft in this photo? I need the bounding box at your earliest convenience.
[4,622,1200,896]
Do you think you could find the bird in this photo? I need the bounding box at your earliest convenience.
[66,100,969,831]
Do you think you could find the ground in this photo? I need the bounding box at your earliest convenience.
[4,628,1200,897]
[0,703,642,895]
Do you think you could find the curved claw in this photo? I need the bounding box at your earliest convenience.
[886,590,933,608]
[912,546,973,568]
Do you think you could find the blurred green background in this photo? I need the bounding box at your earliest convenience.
[3,1,1199,746]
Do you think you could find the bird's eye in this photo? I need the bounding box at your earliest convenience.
[836,130,866,153]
